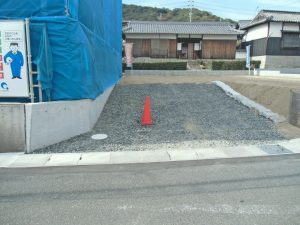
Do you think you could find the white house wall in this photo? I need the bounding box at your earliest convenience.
[283,23,300,32]
[245,23,268,41]
[258,22,300,38]
[203,34,237,40]
[269,22,282,37]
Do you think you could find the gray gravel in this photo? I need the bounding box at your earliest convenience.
[34,84,285,153]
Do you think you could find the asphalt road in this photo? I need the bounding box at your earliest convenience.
[1,156,300,225]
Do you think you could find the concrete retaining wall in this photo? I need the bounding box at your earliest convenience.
[25,100,91,152]
[265,56,300,69]
[125,70,249,76]
[0,87,113,153]
[0,104,26,152]
[25,86,113,153]
[252,56,267,69]
[252,55,300,69]
[255,68,300,78]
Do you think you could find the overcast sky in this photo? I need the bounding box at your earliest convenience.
[122,0,300,20]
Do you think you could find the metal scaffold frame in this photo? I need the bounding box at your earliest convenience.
[25,18,43,103]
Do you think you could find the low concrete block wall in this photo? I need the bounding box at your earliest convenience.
[0,87,114,153]
[25,100,91,152]
[25,87,114,153]
[0,104,26,152]
[89,87,113,128]
[252,55,300,69]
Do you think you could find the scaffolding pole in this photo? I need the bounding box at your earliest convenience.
[25,18,43,102]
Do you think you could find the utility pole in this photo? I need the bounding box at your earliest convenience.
[188,0,194,22]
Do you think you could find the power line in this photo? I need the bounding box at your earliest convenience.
[188,0,194,22]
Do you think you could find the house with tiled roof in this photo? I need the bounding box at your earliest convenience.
[123,21,241,59]
[241,10,300,69]
[237,20,251,29]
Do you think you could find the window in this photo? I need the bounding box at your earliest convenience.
[281,32,300,48]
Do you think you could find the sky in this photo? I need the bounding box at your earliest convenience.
[122,0,300,20]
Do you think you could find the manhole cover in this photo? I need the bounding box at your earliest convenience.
[91,134,108,140]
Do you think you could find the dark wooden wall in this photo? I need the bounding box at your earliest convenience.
[142,40,151,57]
[127,39,151,57]
[245,37,300,57]
[202,40,236,59]
[169,40,177,58]
[127,38,238,59]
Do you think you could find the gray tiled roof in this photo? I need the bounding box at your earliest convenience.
[124,21,240,35]
[238,20,251,28]
[242,10,300,29]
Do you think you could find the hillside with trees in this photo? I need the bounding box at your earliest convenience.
[123,4,235,22]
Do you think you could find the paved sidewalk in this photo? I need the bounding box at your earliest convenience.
[1,139,300,168]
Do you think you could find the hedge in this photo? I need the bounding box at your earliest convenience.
[124,62,187,70]
[212,61,261,70]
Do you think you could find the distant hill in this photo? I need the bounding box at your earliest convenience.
[123,4,235,23]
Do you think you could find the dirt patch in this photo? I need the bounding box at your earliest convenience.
[226,82,291,118]
[277,122,300,139]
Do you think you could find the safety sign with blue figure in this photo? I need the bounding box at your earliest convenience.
[0,20,29,98]
[4,43,24,79]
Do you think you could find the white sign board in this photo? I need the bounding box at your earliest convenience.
[177,43,182,51]
[0,20,29,98]
[194,43,200,51]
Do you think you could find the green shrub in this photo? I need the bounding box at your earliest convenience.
[212,60,261,70]
[124,62,187,70]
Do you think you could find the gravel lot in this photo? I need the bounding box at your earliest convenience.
[34,83,285,153]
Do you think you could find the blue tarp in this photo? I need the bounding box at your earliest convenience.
[0,0,122,101]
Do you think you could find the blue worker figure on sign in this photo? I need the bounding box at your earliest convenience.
[4,43,24,79]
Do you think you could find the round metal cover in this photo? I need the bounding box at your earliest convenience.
[91,134,108,140]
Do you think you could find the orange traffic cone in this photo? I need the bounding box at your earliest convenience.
[141,96,153,126]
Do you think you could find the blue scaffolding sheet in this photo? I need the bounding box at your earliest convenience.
[0,0,122,101]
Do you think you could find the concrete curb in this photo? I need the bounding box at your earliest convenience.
[0,139,299,168]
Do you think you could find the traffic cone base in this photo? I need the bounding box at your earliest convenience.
[141,96,153,126]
